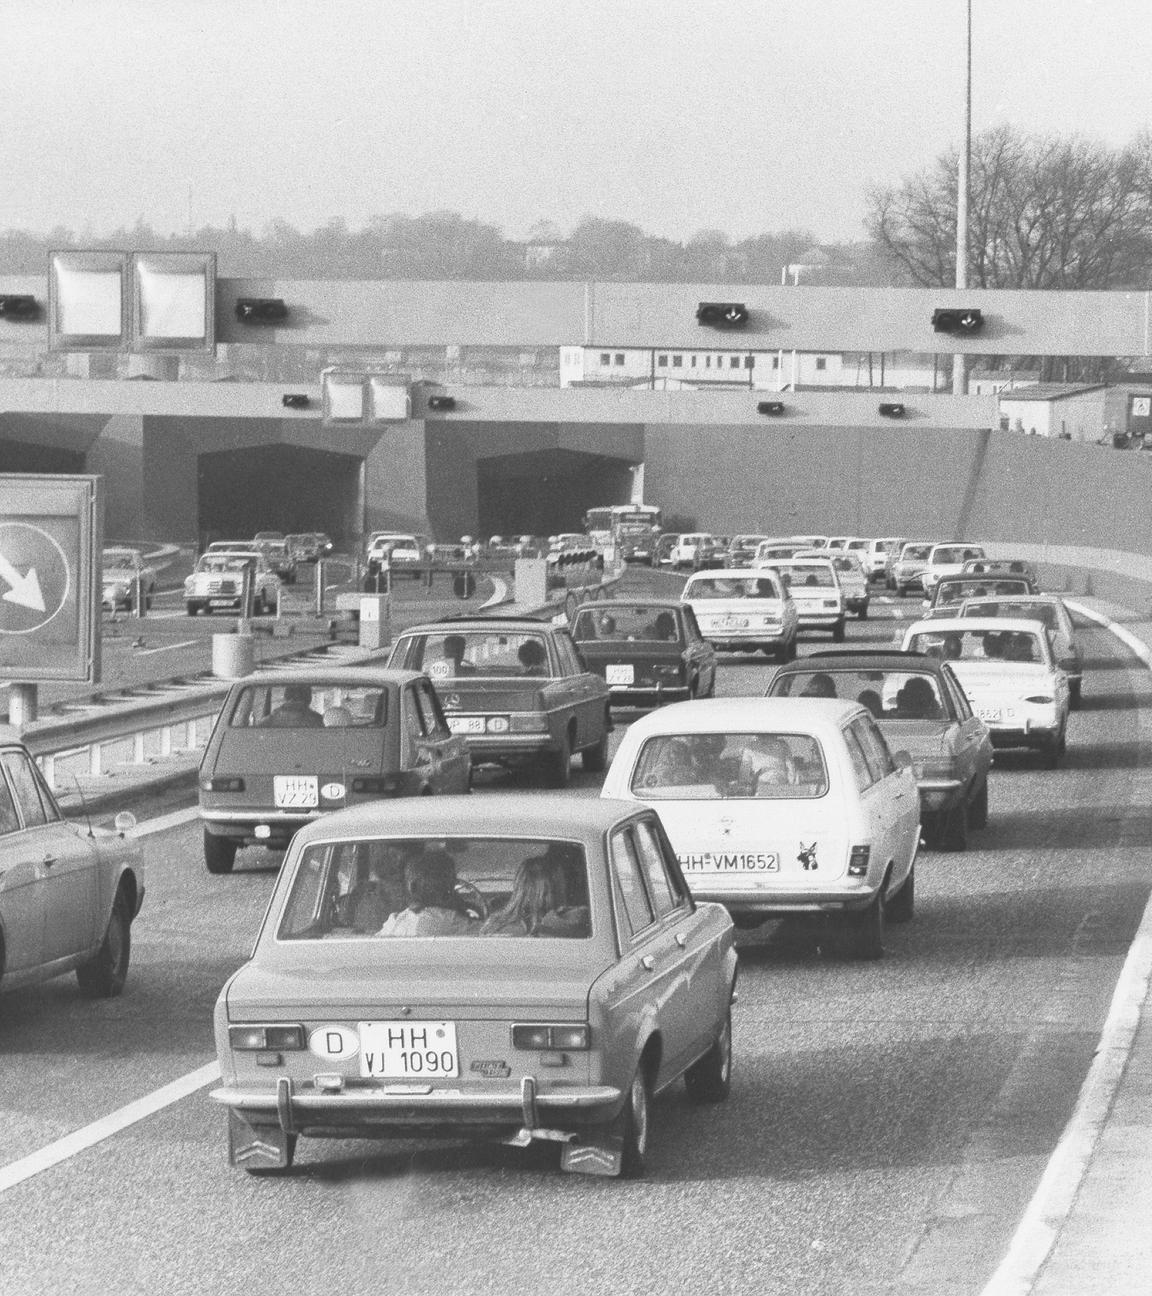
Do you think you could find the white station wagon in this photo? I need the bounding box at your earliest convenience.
[680,569,799,661]
[901,616,1070,767]
[601,698,921,959]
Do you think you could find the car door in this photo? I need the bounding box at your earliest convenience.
[557,630,606,748]
[681,607,715,695]
[0,764,43,976]
[941,664,992,788]
[850,716,917,881]
[1,749,99,964]
[412,679,471,792]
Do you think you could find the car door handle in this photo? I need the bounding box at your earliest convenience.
[640,955,656,971]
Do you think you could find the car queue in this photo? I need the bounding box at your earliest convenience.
[9,527,1083,1183]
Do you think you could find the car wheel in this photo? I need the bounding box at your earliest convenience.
[581,722,609,773]
[684,1008,732,1104]
[545,731,572,788]
[858,603,869,620]
[619,1064,652,1179]
[939,801,969,852]
[832,619,846,643]
[1069,680,1082,710]
[841,888,885,960]
[204,829,238,875]
[76,889,131,998]
[186,601,200,616]
[969,778,989,830]
[888,864,915,923]
[1041,730,1064,770]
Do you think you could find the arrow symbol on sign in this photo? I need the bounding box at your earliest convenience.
[0,550,46,612]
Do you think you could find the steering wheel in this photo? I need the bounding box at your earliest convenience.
[454,880,489,920]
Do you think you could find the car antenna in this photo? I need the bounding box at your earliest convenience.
[71,775,96,838]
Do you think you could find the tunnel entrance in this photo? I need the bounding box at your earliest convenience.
[197,444,364,550]
[476,450,633,537]
[0,438,86,475]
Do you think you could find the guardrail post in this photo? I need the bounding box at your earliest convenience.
[135,573,147,618]
[133,731,146,764]
[315,560,326,615]
[160,725,173,757]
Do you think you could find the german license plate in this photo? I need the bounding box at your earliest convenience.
[606,664,634,685]
[273,775,318,808]
[976,707,1010,722]
[447,716,485,735]
[679,852,779,872]
[717,616,749,629]
[359,1021,459,1078]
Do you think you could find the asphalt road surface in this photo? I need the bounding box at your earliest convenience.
[1,569,1147,1296]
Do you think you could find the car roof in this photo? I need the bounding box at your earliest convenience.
[622,696,865,737]
[960,593,1060,605]
[684,568,780,581]
[396,617,553,633]
[765,556,834,566]
[778,649,946,673]
[290,793,647,846]
[906,616,1050,635]
[230,667,424,688]
[583,598,683,611]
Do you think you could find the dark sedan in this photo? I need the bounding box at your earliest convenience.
[571,600,717,709]
[766,649,994,851]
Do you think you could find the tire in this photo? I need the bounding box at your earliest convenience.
[1070,680,1082,710]
[546,730,573,788]
[888,864,915,923]
[684,1009,732,1104]
[76,890,131,998]
[858,603,869,620]
[939,799,969,851]
[1041,731,1064,770]
[969,778,989,830]
[205,829,238,875]
[619,1065,652,1179]
[186,601,200,616]
[581,722,609,773]
[832,619,846,643]
[841,887,885,960]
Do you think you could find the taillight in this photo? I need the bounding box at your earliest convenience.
[509,713,548,733]
[512,1024,590,1050]
[229,1024,305,1051]
[847,845,871,877]
[202,776,245,792]
[350,775,403,795]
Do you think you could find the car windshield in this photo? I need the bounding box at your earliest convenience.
[932,547,969,564]
[684,576,782,600]
[403,630,551,678]
[962,601,1058,629]
[937,578,1031,604]
[572,606,682,643]
[901,544,933,561]
[277,836,592,940]
[630,732,828,799]
[229,683,388,727]
[907,627,1045,663]
[771,669,946,719]
[773,564,835,589]
[198,555,253,573]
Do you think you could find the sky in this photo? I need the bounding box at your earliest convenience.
[3,0,1150,246]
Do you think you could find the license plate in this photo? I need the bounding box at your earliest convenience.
[273,775,318,808]
[209,598,236,607]
[359,1021,459,1078]
[447,716,485,735]
[716,616,749,629]
[679,852,779,872]
[976,707,1013,722]
[606,664,634,684]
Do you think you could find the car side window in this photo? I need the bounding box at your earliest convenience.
[403,688,428,743]
[1,751,52,828]
[842,725,876,792]
[554,631,581,675]
[632,819,681,919]
[942,666,974,720]
[415,682,448,738]
[0,768,21,835]
[853,715,897,779]
[609,829,656,938]
[682,606,703,641]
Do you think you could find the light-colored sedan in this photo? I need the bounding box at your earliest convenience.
[601,697,921,959]
[680,568,799,661]
[920,543,986,596]
[796,549,870,618]
[210,795,737,1178]
[760,557,846,640]
[101,546,158,612]
[0,732,143,998]
[890,541,937,595]
[901,616,1071,767]
[957,594,1082,708]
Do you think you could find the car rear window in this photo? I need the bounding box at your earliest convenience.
[277,837,591,940]
[961,601,1057,628]
[901,545,932,561]
[400,631,551,678]
[229,684,389,728]
[907,627,1044,663]
[629,732,828,799]
[684,576,783,600]
[770,669,946,720]
[773,564,835,589]
[572,606,681,643]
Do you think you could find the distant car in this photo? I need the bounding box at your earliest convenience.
[205,540,252,555]
[101,546,158,612]
[760,557,846,641]
[766,649,994,851]
[796,549,870,618]
[901,616,1071,767]
[210,795,738,1177]
[251,537,298,585]
[601,697,920,958]
[0,732,143,998]
[184,551,281,616]
[655,534,681,567]
[386,617,613,787]
[725,535,770,568]
[285,533,330,563]
[890,541,937,595]
[866,537,906,582]
[922,574,1036,618]
[198,668,471,874]
[680,568,799,661]
[571,599,717,706]
[428,541,475,568]
[753,540,807,566]
[670,533,716,571]
[957,593,1082,707]
[366,533,424,579]
[920,543,987,596]
[253,531,285,543]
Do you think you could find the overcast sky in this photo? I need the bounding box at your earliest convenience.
[3,0,1148,245]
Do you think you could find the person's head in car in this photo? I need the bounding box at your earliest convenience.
[801,672,837,698]
[896,676,939,719]
[653,611,677,640]
[517,639,547,673]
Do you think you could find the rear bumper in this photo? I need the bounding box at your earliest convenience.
[608,684,691,707]
[989,726,1059,749]
[795,611,843,627]
[689,882,880,915]
[201,808,323,844]
[916,777,964,811]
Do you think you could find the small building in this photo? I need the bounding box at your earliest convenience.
[997,384,1109,442]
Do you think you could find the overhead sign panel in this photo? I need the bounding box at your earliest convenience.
[49,251,129,350]
[133,252,216,351]
[0,475,101,684]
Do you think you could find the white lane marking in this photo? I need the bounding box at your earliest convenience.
[134,638,199,656]
[980,600,1152,1296]
[133,805,200,836]
[0,1061,220,1195]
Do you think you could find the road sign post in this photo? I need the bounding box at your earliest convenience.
[0,475,102,705]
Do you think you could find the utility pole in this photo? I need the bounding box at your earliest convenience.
[952,0,972,396]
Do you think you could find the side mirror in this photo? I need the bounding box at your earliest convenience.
[114,811,137,836]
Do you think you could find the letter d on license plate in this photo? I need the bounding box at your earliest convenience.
[359,1021,459,1078]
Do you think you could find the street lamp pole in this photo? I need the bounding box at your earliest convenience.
[952,0,972,395]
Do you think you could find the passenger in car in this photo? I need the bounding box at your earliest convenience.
[482,854,589,936]
[895,676,942,719]
[377,852,476,936]
[741,735,795,791]
[856,688,883,717]
[442,634,477,676]
[801,673,837,698]
[323,705,354,727]
[517,639,548,675]
[261,683,323,728]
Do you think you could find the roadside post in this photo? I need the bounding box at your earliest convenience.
[514,558,548,608]
[0,474,102,728]
[358,594,391,651]
[134,572,147,618]
[314,560,326,615]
